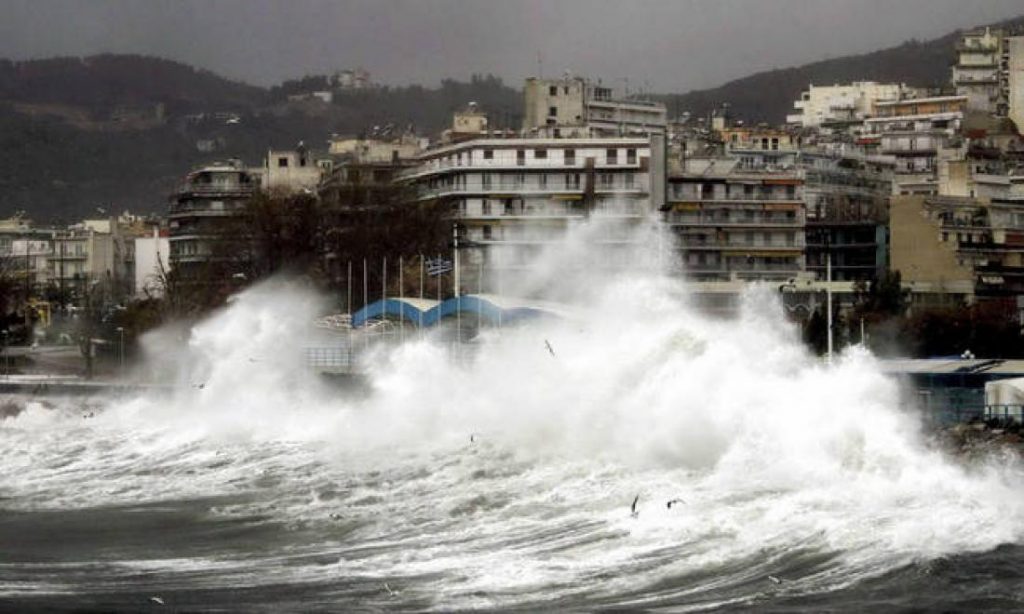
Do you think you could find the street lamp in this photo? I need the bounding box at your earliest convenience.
[779,279,833,362]
[2,330,8,378]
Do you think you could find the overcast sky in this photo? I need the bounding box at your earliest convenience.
[1,0,1022,92]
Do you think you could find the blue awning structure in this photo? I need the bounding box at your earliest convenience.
[351,294,571,328]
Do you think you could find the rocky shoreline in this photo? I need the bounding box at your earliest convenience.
[933,419,1024,461]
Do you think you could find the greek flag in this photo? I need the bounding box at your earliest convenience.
[426,258,453,276]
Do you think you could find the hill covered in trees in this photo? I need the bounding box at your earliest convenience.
[0,57,519,220]
[3,12,1023,221]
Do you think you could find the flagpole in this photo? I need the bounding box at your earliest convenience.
[399,255,404,343]
[363,258,368,351]
[419,254,425,333]
[347,259,353,366]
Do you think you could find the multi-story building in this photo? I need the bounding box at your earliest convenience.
[167,159,260,278]
[262,145,331,193]
[891,194,1024,303]
[864,94,967,195]
[953,27,1008,115]
[328,134,425,163]
[801,151,892,282]
[1008,36,1024,132]
[522,76,667,137]
[402,136,660,291]
[664,158,806,282]
[787,82,918,130]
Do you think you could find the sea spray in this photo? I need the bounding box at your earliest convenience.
[1,218,1023,610]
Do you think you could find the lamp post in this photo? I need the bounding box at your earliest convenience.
[779,279,832,360]
[2,330,8,378]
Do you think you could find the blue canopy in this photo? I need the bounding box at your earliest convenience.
[351,294,564,328]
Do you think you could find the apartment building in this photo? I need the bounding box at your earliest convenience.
[891,194,1024,303]
[402,136,658,290]
[522,76,667,137]
[262,146,331,193]
[801,152,892,282]
[664,158,805,282]
[953,27,1008,115]
[167,159,260,277]
[787,82,918,130]
[1009,36,1024,132]
[864,95,967,195]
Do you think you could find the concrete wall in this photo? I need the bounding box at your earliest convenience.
[522,78,586,131]
[890,195,973,289]
[1009,37,1024,134]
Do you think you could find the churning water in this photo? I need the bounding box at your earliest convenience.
[2,220,1024,612]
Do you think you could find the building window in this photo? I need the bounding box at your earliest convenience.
[482,173,492,189]
[539,174,548,188]
[565,149,575,165]
[482,200,492,215]
[483,225,493,239]
[517,149,525,166]
[278,157,289,167]
[483,149,494,160]
[549,85,558,96]
[624,174,634,188]
[627,148,637,164]
[549,106,558,117]
[607,149,618,164]
[535,149,547,159]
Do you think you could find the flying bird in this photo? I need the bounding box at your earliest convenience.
[544,339,556,357]
[149,596,165,605]
[630,494,640,518]
[666,498,686,509]
[768,575,783,585]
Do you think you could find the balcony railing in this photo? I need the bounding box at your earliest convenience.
[399,158,644,179]
[666,212,802,226]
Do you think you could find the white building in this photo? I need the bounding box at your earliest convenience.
[786,82,917,129]
[133,228,170,298]
[522,76,667,137]
[863,94,968,195]
[262,146,331,193]
[402,136,663,290]
[328,135,424,163]
[953,27,1007,114]
[1009,36,1024,133]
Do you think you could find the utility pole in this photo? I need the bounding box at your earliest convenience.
[826,243,833,363]
[452,223,460,298]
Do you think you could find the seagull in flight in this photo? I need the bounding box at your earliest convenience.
[544,339,556,357]
[666,498,686,509]
[630,494,640,518]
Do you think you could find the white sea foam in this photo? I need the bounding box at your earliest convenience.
[1,217,1022,608]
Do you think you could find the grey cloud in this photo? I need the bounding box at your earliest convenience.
[0,0,1021,91]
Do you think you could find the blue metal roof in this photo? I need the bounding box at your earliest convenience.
[351,294,563,328]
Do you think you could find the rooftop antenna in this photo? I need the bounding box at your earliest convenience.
[537,51,543,79]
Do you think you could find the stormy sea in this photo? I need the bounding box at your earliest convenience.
[2,221,1023,612]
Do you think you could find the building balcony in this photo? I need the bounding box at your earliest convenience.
[175,183,256,197]
[168,203,248,217]
[667,194,802,203]
[678,240,805,251]
[399,158,643,180]
[666,214,802,227]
